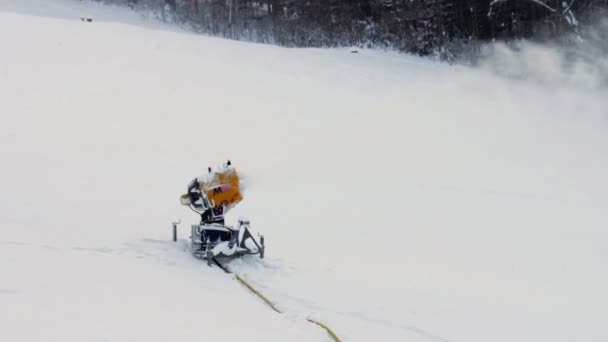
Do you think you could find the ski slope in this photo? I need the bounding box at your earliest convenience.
[1,1,607,341]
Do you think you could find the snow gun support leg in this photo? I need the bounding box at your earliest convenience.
[171,220,181,242]
[207,250,214,266]
[236,218,264,259]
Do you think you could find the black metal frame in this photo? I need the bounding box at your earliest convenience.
[190,220,264,266]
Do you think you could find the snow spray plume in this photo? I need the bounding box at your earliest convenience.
[470,17,608,90]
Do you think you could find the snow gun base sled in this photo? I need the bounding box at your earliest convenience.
[190,218,265,266]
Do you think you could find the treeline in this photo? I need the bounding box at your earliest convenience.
[105,0,608,57]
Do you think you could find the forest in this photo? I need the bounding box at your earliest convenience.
[106,0,608,57]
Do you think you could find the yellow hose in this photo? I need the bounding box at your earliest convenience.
[234,274,282,314]
[307,318,342,342]
[227,266,341,342]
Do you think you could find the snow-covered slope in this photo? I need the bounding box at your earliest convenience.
[1,1,607,341]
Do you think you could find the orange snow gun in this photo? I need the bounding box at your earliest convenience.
[180,166,243,211]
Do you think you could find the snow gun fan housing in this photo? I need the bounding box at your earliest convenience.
[180,165,242,211]
[180,162,264,265]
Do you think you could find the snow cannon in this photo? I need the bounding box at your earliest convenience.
[179,161,264,265]
[180,164,242,212]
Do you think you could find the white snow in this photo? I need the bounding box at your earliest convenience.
[1,1,607,341]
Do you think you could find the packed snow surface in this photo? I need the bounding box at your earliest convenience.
[1,1,607,341]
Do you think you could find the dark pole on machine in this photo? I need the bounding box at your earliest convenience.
[172,220,180,242]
